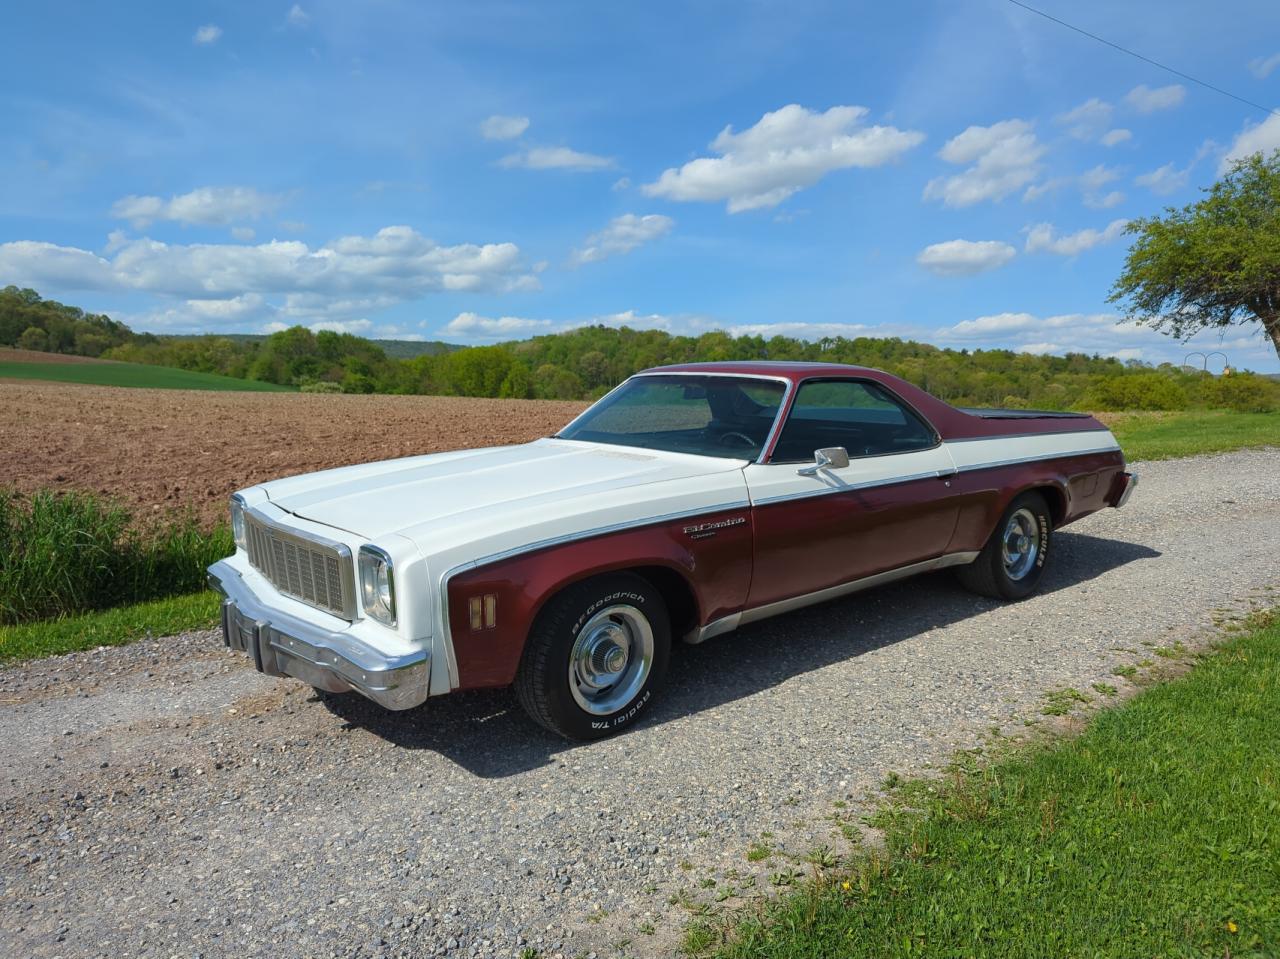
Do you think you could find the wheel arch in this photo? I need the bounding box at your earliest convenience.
[524,561,701,641]
[1022,482,1068,528]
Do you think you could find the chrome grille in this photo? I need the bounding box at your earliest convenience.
[244,512,355,619]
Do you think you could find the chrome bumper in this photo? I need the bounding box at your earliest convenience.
[207,559,429,710]
[1111,470,1139,509]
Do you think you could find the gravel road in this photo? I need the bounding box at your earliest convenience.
[2,447,1277,959]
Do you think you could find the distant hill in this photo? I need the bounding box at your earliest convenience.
[162,332,460,359]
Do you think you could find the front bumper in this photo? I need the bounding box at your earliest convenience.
[208,559,430,710]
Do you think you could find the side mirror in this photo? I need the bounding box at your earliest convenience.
[797,447,850,476]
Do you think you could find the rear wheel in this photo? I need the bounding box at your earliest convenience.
[956,491,1053,600]
[515,572,670,740]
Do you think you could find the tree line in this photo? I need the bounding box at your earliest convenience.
[2,285,1276,412]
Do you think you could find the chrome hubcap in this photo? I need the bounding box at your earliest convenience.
[1001,508,1040,581]
[570,605,654,716]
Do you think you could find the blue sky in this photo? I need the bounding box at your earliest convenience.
[2,0,1278,371]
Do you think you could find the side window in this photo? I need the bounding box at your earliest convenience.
[772,380,936,462]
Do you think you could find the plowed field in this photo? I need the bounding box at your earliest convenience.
[1,381,588,526]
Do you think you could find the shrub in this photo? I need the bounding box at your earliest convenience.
[300,380,343,394]
[1199,372,1279,413]
[1088,373,1189,411]
[0,489,231,625]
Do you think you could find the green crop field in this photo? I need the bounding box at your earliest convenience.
[0,358,294,391]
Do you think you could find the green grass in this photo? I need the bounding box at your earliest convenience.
[692,612,1280,958]
[0,591,220,661]
[1104,410,1280,461]
[0,357,292,391]
[0,489,231,624]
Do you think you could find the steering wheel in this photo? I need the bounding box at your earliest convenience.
[718,431,756,449]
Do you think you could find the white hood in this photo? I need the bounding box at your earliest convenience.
[260,438,746,542]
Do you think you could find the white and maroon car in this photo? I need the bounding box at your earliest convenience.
[208,362,1136,739]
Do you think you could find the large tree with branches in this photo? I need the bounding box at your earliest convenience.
[1109,151,1280,361]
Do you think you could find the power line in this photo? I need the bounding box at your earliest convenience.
[1005,0,1280,119]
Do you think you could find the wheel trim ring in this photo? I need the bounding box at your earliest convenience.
[1001,508,1040,581]
[569,604,654,716]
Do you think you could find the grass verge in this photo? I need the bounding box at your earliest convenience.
[1100,410,1280,461]
[690,611,1280,958]
[0,357,292,391]
[0,591,220,661]
[0,488,231,624]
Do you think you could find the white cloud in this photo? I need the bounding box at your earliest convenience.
[111,186,284,228]
[1249,52,1280,79]
[1078,165,1124,208]
[722,321,878,339]
[287,5,310,26]
[193,24,222,45]
[1101,128,1132,147]
[936,310,1276,367]
[924,119,1044,207]
[183,293,267,322]
[0,227,539,308]
[916,239,1016,277]
[499,146,614,171]
[569,213,674,266]
[480,115,530,140]
[945,312,1040,337]
[612,177,631,191]
[1086,190,1125,209]
[1219,113,1280,173]
[1055,98,1113,141]
[1135,161,1190,195]
[311,319,373,334]
[1124,83,1186,113]
[440,308,701,341]
[444,312,558,338]
[643,104,924,213]
[1023,177,1068,202]
[1024,219,1129,256]
[230,226,255,241]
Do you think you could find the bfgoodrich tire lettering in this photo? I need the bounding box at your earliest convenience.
[956,491,1053,601]
[515,572,671,740]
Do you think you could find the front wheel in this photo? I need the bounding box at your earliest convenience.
[956,491,1053,600]
[515,572,671,740]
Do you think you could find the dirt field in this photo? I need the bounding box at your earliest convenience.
[0,347,110,364]
[1,382,588,527]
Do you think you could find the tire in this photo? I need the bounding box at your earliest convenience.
[515,572,671,740]
[956,491,1053,600]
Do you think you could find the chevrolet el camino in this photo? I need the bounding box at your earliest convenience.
[208,361,1137,739]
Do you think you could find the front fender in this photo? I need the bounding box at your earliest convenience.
[443,507,753,690]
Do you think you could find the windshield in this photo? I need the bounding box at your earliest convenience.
[558,374,786,460]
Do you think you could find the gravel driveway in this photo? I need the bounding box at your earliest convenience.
[2,447,1277,959]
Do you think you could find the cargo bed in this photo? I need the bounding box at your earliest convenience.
[958,408,1090,420]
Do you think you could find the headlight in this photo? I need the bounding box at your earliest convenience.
[230,494,246,551]
[358,545,397,626]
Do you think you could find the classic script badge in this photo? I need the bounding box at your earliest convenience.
[682,516,747,539]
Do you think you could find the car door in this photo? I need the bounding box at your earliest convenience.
[743,378,960,609]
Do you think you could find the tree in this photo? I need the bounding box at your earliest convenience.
[17,326,48,352]
[1109,151,1280,360]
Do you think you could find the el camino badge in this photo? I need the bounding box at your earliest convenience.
[682,516,747,539]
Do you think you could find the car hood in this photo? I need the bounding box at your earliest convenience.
[260,438,747,542]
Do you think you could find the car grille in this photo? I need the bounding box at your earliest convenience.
[243,512,355,619]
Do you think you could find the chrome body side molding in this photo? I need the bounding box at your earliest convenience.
[683,550,981,644]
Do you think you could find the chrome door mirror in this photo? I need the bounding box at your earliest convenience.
[797,447,850,476]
